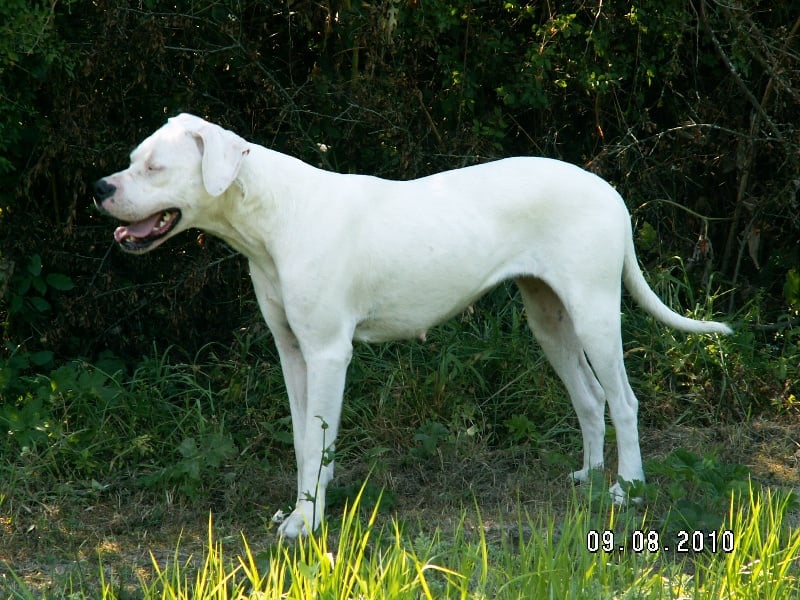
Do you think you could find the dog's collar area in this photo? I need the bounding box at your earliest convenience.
[114,209,181,252]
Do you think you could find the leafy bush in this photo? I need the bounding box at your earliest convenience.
[1,254,74,335]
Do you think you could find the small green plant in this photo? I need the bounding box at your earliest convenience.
[648,449,752,537]
[295,416,337,532]
[0,378,51,450]
[411,420,452,460]
[503,413,538,444]
[139,431,239,501]
[1,253,73,330]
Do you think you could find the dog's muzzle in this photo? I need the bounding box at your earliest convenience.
[92,178,181,253]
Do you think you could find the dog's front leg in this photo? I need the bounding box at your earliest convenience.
[248,268,311,501]
[272,332,308,500]
[277,340,353,539]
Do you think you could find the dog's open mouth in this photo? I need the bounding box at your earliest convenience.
[114,209,181,251]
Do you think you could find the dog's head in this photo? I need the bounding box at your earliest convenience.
[93,113,249,253]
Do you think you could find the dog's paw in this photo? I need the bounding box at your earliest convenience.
[609,480,645,506]
[275,500,321,539]
[277,512,309,539]
[609,481,627,504]
[571,468,592,484]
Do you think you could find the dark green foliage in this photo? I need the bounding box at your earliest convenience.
[0,2,798,510]
[1,0,799,363]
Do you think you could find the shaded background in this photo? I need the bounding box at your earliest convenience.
[1,0,798,362]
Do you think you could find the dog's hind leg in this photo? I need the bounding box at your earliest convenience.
[516,277,606,484]
[569,291,646,500]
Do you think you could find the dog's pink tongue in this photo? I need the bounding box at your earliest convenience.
[114,214,161,242]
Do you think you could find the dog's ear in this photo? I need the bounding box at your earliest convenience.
[171,114,249,197]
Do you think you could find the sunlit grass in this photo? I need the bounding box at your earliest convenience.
[7,480,795,599]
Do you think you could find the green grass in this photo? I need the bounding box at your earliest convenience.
[5,480,798,599]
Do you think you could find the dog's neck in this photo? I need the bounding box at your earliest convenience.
[194,145,324,265]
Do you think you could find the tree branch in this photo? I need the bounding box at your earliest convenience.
[697,0,786,143]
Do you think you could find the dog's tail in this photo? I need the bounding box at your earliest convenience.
[622,230,733,335]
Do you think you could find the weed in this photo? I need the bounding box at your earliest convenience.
[648,449,753,539]
[411,420,452,460]
[140,430,239,501]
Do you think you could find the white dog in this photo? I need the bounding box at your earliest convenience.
[94,114,731,538]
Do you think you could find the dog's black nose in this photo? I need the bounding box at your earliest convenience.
[93,179,116,203]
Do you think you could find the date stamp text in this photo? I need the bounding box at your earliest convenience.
[586,529,735,554]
